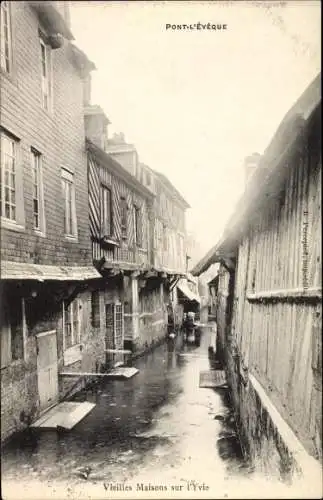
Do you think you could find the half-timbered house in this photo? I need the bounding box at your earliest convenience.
[84,98,190,358]
[192,74,321,481]
[104,125,190,333]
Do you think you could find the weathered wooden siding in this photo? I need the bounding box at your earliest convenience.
[232,110,322,457]
[152,176,186,272]
[215,266,231,363]
[88,153,150,266]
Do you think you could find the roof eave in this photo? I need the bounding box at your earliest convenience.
[30,2,74,41]
[84,105,110,124]
[86,139,155,200]
[70,44,96,75]
[192,74,321,278]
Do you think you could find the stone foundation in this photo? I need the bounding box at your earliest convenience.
[224,345,321,484]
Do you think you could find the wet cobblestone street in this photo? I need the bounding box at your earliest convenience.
[1,326,307,499]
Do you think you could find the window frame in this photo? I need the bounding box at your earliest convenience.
[61,168,77,239]
[120,196,128,239]
[1,295,26,369]
[0,129,25,231]
[63,298,81,351]
[100,184,113,238]
[31,148,46,235]
[0,131,16,223]
[133,204,142,247]
[163,224,168,252]
[0,0,12,74]
[39,36,53,113]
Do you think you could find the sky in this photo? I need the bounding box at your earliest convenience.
[70,0,321,257]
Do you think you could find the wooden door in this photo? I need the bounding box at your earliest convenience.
[36,330,59,411]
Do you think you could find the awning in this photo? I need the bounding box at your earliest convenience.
[1,261,101,281]
[177,281,201,303]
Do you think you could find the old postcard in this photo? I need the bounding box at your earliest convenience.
[0,1,321,499]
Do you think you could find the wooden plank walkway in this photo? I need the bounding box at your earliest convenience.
[60,367,139,379]
[199,370,227,389]
[31,402,95,430]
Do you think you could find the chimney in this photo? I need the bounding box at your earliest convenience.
[52,1,72,30]
[84,105,110,150]
[111,132,125,144]
[244,152,261,185]
[105,134,138,176]
[63,1,71,30]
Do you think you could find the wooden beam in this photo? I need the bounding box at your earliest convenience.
[105,268,120,276]
[60,372,113,377]
[144,270,158,278]
[247,287,322,302]
[221,257,236,272]
[105,349,132,355]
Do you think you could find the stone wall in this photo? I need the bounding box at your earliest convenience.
[224,340,320,483]
[1,285,106,444]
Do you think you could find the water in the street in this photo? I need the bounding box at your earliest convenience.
[1,326,310,499]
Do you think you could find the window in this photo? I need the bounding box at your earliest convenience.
[100,185,112,237]
[1,131,16,222]
[146,171,152,187]
[61,169,77,238]
[134,205,142,247]
[114,304,123,350]
[163,224,168,251]
[91,291,100,328]
[40,38,52,111]
[105,303,124,350]
[0,1,12,73]
[1,293,25,368]
[31,149,45,233]
[120,197,127,239]
[64,299,81,350]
